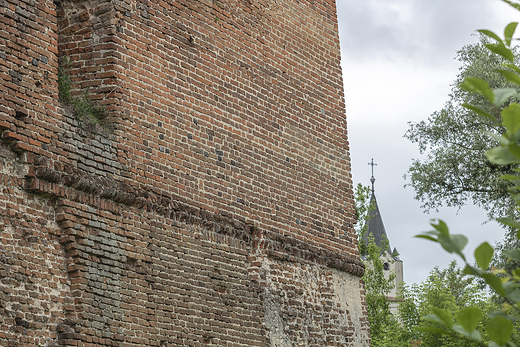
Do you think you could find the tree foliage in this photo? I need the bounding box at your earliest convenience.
[363,238,399,344]
[354,183,375,256]
[398,261,494,347]
[355,183,407,345]
[359,3,520,347]
[414,7,520,345]
[404,35,518,220]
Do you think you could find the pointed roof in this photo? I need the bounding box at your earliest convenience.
[363,190,392,254]
[363,188,392,253]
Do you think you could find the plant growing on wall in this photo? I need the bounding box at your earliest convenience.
[58,56,107,127]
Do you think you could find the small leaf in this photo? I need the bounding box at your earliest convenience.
[460,78,495,103]
[463,103,496,121]
[504,22,519,46]
[453,324,482,341]
[443,234,467,251]
[488,316,513,346]
[498,69,520,85]
[478,29,504,43]
[430,219,449,236]
[456,307,482,333]
[502,0,520,12]
[475,242,493,269]
[503,249,520,262]
[424,308,453,328]
[415,229,441,240]
[503,281,520,303]
[433,308,454,328]
[486,146,520,165]
[464,265,484,276]
[493,88,518,107]
[415,234,438,242]
[423,313,443,324]
[437,234,467,261]
[498,217,520,229]
[451,234,469,252]
[485,131,510,145]
[483,273,506,296]
[486,43,515,62]
[507,143,520,161]
[503,63,520,75]
[503,104,520,135]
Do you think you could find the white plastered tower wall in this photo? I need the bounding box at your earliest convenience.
[380,250,404,315]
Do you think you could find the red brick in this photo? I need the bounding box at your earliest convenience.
[0,0,369,346]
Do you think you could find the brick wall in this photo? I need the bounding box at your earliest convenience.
[0,0,370,346]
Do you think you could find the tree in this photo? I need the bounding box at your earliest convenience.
[398,261,494,347]
[363,238,401,345]
[404,35,519,220]
[371,313,410,347]
[354,183,375,256]
[414,7,520,345]
[355,183,408,346]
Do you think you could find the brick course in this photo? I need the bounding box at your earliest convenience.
[0,0,370,346]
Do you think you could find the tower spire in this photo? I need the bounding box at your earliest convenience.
[368,158,377,192]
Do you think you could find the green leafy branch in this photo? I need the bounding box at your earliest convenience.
[417,220,517,346]
[355,183,376,256]
[416,3,520,345]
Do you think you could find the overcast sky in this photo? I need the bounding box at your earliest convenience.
[336,0,518,285]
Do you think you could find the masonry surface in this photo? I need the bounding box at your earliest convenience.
[0,0,370,346]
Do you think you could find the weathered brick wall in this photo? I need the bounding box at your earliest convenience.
[0,146,72,346]
[56,0,358,251]
[0,0,370,346]
[261,259,368,345]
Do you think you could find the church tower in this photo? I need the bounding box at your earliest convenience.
[363,160,404,313]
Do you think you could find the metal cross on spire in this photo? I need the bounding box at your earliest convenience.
[368,158,377,192]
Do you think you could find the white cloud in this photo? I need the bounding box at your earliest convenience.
[337,0,504,66]
[343,60,456,126]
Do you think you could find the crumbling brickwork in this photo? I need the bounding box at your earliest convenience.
[0,0,370,346]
